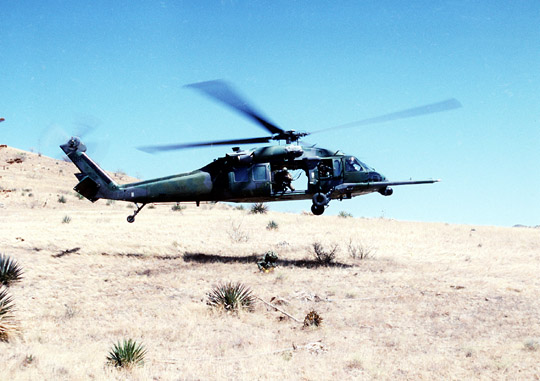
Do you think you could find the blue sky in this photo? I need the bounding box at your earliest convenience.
[2,1,539,226]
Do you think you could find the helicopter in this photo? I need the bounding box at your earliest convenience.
[60,80,461,223]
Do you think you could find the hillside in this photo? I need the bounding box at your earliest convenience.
[0,145,539,380]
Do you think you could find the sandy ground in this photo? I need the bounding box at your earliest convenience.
[0,146,539,380]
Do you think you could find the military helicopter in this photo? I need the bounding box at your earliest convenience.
[60,80,460,223]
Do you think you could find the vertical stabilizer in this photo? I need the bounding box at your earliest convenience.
[60,137,118,201]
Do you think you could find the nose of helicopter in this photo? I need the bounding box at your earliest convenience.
[367,171,386,182]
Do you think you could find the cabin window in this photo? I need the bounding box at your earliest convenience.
[234,167,249,182]
[252,165,268,181]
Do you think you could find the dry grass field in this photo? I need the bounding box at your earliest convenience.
[0,145,539,380]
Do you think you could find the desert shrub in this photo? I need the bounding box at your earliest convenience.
[0,288,16,341]
[75,193,84,200]
[524,339,539,351]
[311,242,338,265]
[303,310,323,327]
[207,282,255,312]
[266,220,278,230]
[62,215,72,224]
[347,239,374,260]
[234,204,245,211]
[227,220,249,243]
[250,202,268,214]
[0,255,23,286]
[106,199,115,206]
[171,203,186,212]
[106,339,147,368]
[57,195,67,204]
[338,211,353,218]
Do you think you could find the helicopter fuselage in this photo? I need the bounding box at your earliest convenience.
[61,137,437,222]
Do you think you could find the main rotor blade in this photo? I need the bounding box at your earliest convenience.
[186,80,284,135]
[310,98,462,135]
[138,136,272,153]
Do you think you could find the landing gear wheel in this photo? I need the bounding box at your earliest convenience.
[311,204,324,216]
[126,203,146,223]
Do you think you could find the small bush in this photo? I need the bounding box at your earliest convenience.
[57,195,67,204]
[266,220,278,230]
[312,242,338,265]
[62,216,71,224]
[227,220,249,243]
[171,203,186,212]
[303,310,323,327]
[106,339,147,368]
[234,205,245,211]
[207,282,256,312]
[338,211,353,218]
[0,254,23,286]
[250,203,268,214]
[0,288,16,341]
[106,199,115,206]
[347,239,374,260]
[75,193,84,200]
[524,339,539,351]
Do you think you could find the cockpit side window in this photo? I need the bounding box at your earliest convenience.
[345,157,363,172]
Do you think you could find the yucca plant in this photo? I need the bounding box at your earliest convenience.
[266,220,279,230]
[250,202,268,214]
[106,339,147,368]
[207,282,256,312]
[0,254,23,286]
[0,287,17,341]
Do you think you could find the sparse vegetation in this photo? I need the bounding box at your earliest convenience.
[0,254,23,286]
[524,339,539,351]
[0,287,16,341]
[106,339,147,368]
[338,210,353,218]
[75,193,84,200]
[62,216,72,224]
[57,195,67,204]
[311,242,338,265]
[250,202,268,214]
[227,220,249,243]
[303,310,323,327]
[207,282,256,312]
[234,204,245,211]
[266,220,279,230]
[347,239,374,260]
[171,203,186,212]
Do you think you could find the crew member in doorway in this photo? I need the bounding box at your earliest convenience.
[274,166,295,193]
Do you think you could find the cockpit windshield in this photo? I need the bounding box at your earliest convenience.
[345,156,373,172]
